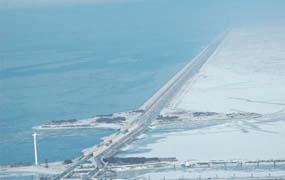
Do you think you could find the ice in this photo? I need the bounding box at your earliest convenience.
[117,26,285,179]
[122,117,285,162]
[163,26,285,114]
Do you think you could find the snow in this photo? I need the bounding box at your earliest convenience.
[0,162,68,177]
[127,169,285,180]
[116,26,285,179]
[33,111,142,130]
[120,115,285,162]
[163,26,285,114]
[116,115,285,179]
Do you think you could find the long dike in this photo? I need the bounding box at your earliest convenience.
[52,31,228,180]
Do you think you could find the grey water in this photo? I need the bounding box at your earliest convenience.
[0,0,284,178]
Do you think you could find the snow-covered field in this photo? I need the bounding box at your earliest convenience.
[162,26,285,114]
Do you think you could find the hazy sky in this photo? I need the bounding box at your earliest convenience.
[1,0,285,34]
[1,0,285,21]
[0,0,145,8]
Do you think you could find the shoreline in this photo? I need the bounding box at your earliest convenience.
[1,31,227,178]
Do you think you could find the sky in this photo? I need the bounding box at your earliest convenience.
[1,0,285,23]
[0,0,143,8]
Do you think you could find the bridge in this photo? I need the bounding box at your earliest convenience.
[51,31,228,180]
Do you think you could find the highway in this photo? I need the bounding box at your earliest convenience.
[52,31,227,180]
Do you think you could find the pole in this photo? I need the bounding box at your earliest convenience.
[33,132,39,165]
[45,159,48,168]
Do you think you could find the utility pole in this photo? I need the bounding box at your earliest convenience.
[33,132,39,165]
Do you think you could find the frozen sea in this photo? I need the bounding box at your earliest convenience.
[0,0,229,166]
[115,26,285,180]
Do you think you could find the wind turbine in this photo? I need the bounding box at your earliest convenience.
[33,131,39,165]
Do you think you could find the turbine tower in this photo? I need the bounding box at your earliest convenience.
[33,131,39,165]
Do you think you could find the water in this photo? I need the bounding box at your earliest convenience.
[0,1,227,168]
[1,1,285,180]
[3,0,285,172]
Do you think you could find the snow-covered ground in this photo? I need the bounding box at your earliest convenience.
[162,26,285,114]
[121,168,285,180]
[0,162,68,178]
[33,111,142,130]
[116,26,285,178]
[120,114,285,161]
[116,110,285,179]
[119,26,285,161]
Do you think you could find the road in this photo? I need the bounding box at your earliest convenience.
[52,31,227,180]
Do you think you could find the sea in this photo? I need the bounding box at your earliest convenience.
[1,0,270,179]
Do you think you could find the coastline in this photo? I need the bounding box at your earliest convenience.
[0,30,228,178]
